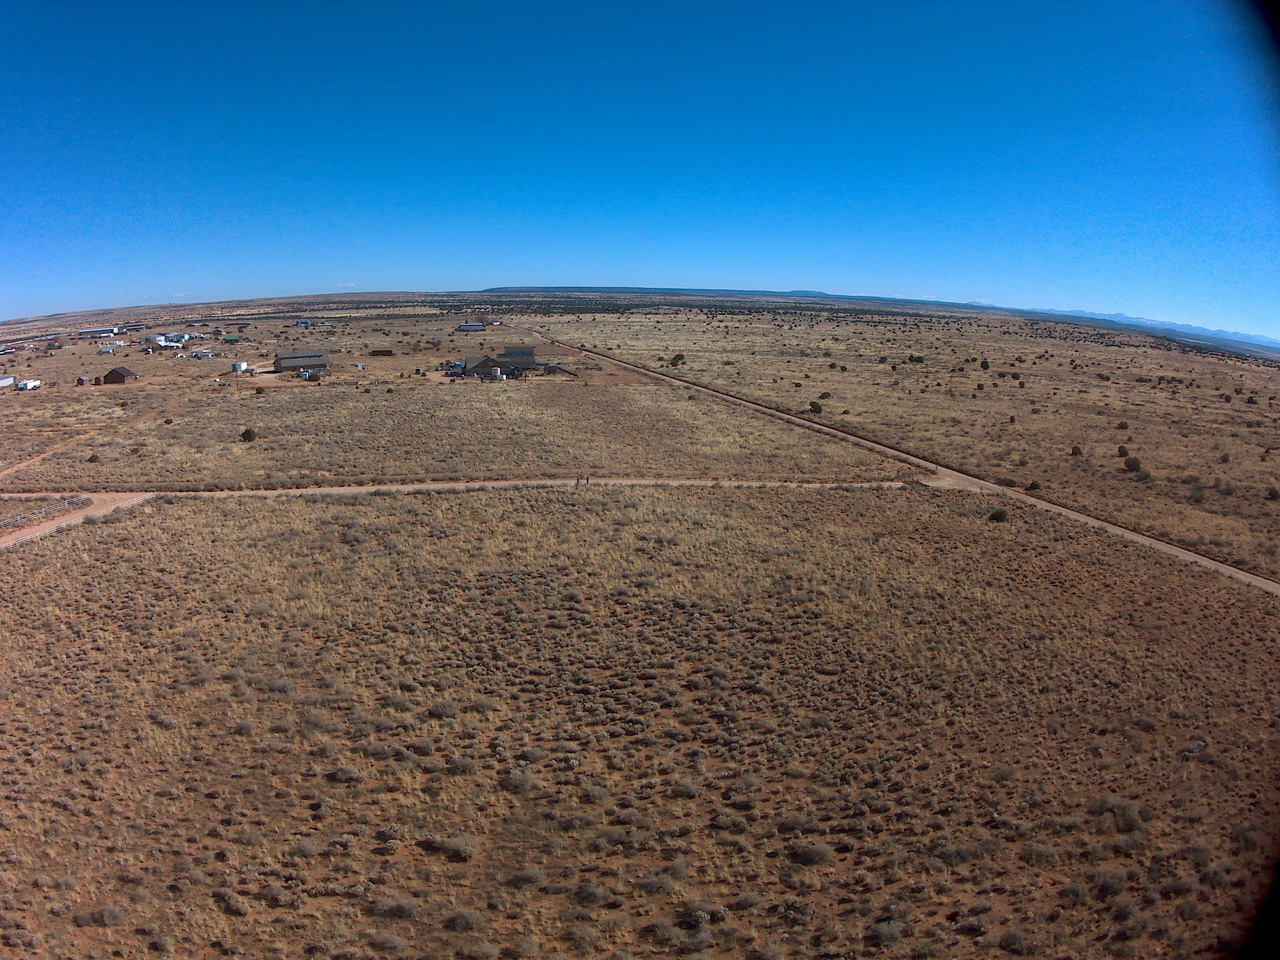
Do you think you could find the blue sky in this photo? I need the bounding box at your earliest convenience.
[2,1,1278,334]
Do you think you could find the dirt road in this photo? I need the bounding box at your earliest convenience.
[517,327,1280,599]
[4,332,1279,598]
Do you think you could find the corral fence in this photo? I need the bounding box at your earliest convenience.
[0,495,91,530]
[0,493,154,551]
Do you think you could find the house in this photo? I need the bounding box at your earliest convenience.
[78,326,118,337]
[463,355,513,379]
[103,367,136,384]
[369,349,394,357]
[274,351,331,375]
[498,345,540,373]
[456,321,485,332]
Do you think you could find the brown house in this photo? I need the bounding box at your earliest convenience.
[102,367,136,384]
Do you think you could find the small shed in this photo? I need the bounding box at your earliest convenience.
[369,349,394,357]
[77,376,89,386]
[103,367,136,384]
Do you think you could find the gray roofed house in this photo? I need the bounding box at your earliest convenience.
[498,345,540,372]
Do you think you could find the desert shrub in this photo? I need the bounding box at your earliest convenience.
[372,896,421,919]
[863,920,904,948]
[809,401,822,414]
[428,699,458,719]
[87,454,100,463]
[428,834,479,861]
[1019,843,1057,866]
[1117,421,1129,430]
[642,918,682,946]
[670,779,700,798]
[1124,456,1142,472]
[255,386,265,394]
[1026,480,1041,491]
[980,360,990,370]
[998,929,1041,955]
[241,428,257,442]
[508,867,544,889]
[366,931,407,954]
[499,766,539,793]
[1070,445,1082,456]
[989,508,1008,522]
[447,755,477,775]
[785,842,835,866]
[74,904,125,927]
[574,880,608,905]
[637,872,676,894]
[444,909,483,931]
[330,764,362,783]
[1117,445,1128,457]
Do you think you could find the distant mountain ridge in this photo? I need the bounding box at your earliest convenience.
[487,286,1279,352]
[6,285,1277,358]
[1013,306,1280,351]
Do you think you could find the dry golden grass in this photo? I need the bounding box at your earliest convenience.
[0,486,1275,959]
[529,309,1280,578]
[0,379,920,491]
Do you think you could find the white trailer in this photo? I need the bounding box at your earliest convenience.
[17,379,41,390]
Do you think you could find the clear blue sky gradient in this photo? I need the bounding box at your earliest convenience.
[2,1,1278,334]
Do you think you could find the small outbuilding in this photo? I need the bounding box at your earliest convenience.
[103,366,136,384]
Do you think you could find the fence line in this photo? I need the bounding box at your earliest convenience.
[0,494,90,530]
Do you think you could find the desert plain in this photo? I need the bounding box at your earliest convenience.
[0,289,1276,960]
